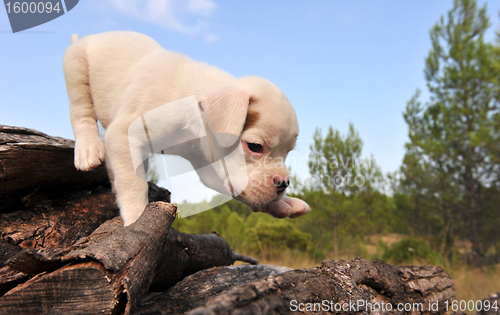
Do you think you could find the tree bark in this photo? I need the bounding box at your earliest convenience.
[0,125,109,211]
[136,264,292,315]
[0,125,257,314]
[136,257,456,315]
[0,202,257,314]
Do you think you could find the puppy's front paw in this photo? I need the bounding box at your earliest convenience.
[265,196,311,218]
[74,136,105,171]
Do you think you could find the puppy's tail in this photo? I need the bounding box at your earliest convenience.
[70,34,79,44]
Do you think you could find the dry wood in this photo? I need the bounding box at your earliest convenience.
[0,187,118,250]
[136,264,292,314]
[0,202,258,314]
[184,258,455,315]
[0,124,258,314]
[1,260,124,315]
[0,125,109,210]
[0,202,176,314]
[0,179,170,299]
[0,124,169,283]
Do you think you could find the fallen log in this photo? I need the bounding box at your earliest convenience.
[0,125,109,211]
[175,258,455,315]
[0,125,170,207]
[0,202,257,314]
[136,264,292,314]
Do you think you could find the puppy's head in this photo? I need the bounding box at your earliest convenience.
[198,76,308,218]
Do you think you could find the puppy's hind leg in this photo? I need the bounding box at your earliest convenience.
[63,39,105,171]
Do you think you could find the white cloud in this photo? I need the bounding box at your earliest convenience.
[204,33,219,43]
[187,0,216,17]
[107,0,218,40]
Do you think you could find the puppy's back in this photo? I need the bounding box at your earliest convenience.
[64,31,236,127]
[65,31,165,126]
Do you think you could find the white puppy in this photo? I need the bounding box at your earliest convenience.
[63,31,310,226]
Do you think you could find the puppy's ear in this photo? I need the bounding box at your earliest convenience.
[199,85,255,139]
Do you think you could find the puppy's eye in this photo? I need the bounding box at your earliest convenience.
[247,142,262,153]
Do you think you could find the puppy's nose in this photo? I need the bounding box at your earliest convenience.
[273,176,290,192]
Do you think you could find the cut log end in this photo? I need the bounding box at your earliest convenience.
[0,261,126,314]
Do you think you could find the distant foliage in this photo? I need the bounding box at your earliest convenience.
[173,199,309,257]
[243,221,311,255]
[380,238,446,267]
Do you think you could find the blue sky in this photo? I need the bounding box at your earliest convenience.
[2,0,500,203]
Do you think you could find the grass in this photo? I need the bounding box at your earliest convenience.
[255,250,318,270]
[449,265,500,302]
[234,249,318,269]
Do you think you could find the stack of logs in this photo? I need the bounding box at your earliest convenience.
[0,125,496,315]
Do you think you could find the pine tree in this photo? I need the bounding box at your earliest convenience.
[308,123,383,258]
[397,0,500,264]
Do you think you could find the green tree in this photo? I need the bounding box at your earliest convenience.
[308,123,382,194]
[307,123,384,258]
[397,0,500,263]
